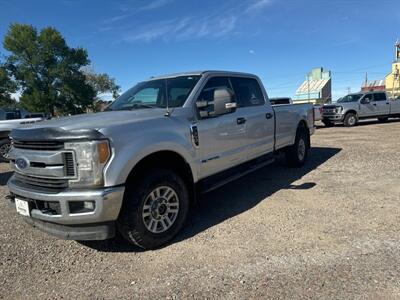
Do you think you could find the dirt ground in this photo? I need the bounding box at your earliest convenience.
[0,120,399,299]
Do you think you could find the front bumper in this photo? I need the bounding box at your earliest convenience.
[7,176,125,240]
[322,114,344,122]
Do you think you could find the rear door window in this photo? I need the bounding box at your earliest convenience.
[230,77,265,107]
[373,93,387,101]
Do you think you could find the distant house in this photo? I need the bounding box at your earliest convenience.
[361,79,386,92]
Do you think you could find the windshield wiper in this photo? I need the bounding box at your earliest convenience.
[110,103,156,111]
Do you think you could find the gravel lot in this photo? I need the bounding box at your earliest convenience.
[1,120,400,299]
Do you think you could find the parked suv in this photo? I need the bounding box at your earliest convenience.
[322,91,400,127]
[7,71,315,249]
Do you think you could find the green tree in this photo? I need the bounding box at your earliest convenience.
[84,69,120,100]
[0,62,17,108]
[3,23,95,115]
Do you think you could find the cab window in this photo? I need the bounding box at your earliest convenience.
[197,77,233,102]
[230,77,265,107]
[363,94,374,102]
[373,93,387,101]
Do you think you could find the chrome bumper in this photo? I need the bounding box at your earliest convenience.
[7,176,125,225]
[322,114,344,121]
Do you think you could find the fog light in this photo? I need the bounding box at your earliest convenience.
[84,201,95,210]
[69,201,95,213]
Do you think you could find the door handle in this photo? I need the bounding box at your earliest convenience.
[236,117,247,125]
[266,113,273,119]
[386,102,390,105]
[372,103,377,106]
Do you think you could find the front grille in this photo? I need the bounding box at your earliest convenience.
[12,140,64,151]
[64,152,76,177]
[14,172,68,192]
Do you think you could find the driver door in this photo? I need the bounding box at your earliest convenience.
[195,77,248,178]
[359,93,376,117]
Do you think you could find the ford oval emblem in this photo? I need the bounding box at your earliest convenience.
[15,157,30,170]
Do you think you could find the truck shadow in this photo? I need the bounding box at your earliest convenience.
[81,146,341,252]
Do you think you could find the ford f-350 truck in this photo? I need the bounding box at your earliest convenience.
[322,91,400,127]
[7,71,315,249]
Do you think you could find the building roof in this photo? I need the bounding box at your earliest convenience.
[295,78,330,94]
[362,79,385,88]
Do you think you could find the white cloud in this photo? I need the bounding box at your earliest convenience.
[245,0,273,14]
[138,0,172,11]
[122,15,238,42]
[249,50,255,55]
[116,0,275,43]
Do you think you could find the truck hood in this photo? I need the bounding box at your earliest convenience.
[26,109,168,131]
[324,102,357,109]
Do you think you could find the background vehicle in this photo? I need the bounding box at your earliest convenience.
[269,97,293,105]
[313,104,322,122]
[269,97,322,121]
[321,91,400,127]
[0,111,45,162]
[7,71,315,250]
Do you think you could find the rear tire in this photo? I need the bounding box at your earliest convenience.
[343,113,357,127]
[0,139,11,162]
[286,125,310,167]
[117,169,190,250]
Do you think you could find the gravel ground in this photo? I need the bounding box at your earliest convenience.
[1,120,400,299]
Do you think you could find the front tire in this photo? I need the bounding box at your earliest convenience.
[343,113,357,127]
[0,139,11,162]
[378,117,389,123]
[117,169,190,250]
[286,125,310,167]
[322,120,334,127]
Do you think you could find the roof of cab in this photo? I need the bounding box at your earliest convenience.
[148,70,258,80]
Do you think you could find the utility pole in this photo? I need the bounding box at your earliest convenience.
[346,87,351,95]
[307,74,310,103]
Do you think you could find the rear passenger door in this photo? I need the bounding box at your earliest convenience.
[372,92,390,116]
[230,77,275,161]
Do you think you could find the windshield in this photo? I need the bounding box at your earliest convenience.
[337,94,363,103]
[108,75,201,111]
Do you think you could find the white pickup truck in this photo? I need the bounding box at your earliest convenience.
[0,117,44,162]
[322,91,400,127]
[7,71,315,249]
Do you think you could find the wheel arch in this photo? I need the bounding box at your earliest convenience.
[344,109,358,118]
[120,150,196,204]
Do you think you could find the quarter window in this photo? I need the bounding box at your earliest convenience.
[230,77,265,107]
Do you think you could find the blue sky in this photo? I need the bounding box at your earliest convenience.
[1,0,400,99]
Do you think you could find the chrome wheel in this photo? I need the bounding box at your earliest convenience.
[0,142,11,160]
[142,186,179,233]
[348,115,356,126]
[298,138,306,161]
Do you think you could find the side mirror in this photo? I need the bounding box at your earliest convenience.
[197,88,237,118]
[213,88,236,115]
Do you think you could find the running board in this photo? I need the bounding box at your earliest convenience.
[200,156,275,194]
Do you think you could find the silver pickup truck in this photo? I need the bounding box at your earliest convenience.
[322,91,400,127]
[7,71,314,249]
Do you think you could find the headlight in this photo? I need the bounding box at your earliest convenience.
[65,140,111,187]
[335,106,343,113]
